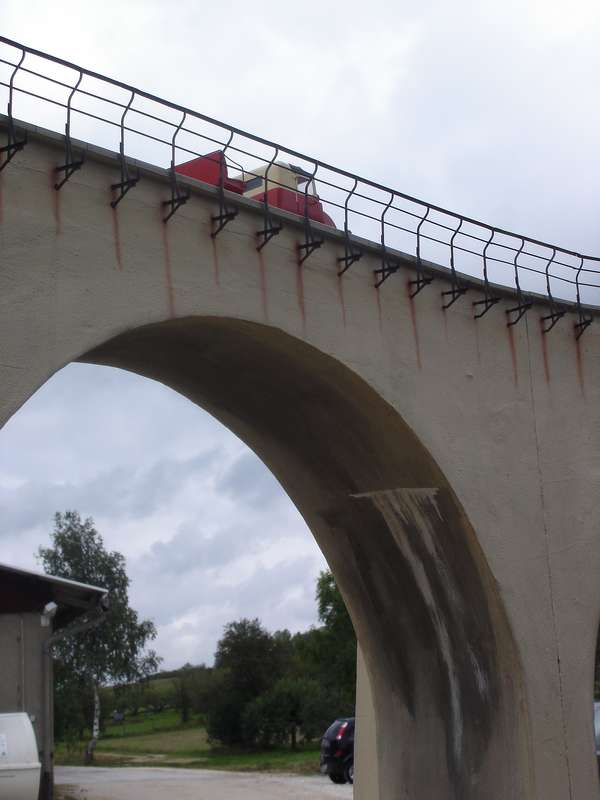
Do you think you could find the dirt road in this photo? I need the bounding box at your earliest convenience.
[56,766,352,799]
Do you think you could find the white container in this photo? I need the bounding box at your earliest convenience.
[0,713,41,800]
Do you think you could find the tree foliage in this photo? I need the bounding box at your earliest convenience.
[39,511,160,686]
[207,570,356,746]
[39,511,160,757]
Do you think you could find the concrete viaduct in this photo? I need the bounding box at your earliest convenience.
[1,46,599,800]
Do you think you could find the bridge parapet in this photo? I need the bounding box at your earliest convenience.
[1,35,599,337]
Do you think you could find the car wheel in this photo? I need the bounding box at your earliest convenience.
[344,761,354,784]
[329,773,346,784]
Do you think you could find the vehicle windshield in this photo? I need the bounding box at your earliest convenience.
[324,720,344,738]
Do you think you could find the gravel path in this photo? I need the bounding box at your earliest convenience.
[56,766,352,799]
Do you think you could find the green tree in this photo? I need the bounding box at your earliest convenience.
[309,570,357,713]
[173,665,196,723]
[208,618,286,745]
[38,511,161,761]
[242,677,336,749]
[214,618,282,697]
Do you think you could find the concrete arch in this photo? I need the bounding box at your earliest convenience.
[32,315,533,799]
[3,123,600,798]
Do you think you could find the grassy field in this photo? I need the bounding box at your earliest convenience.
[101,708,198,739]
[56,708,321,775]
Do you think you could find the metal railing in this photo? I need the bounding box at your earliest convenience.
[0,35,598,336]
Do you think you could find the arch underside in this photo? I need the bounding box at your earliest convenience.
[80,316,530,799]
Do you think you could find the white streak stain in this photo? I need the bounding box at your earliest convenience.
[366,487,465,764]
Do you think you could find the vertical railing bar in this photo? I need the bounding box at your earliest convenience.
[441,217,468,308]
[337,178,362,275]
[211,129,239,237]
[473,228,501,318]
[574,256,593,338]
[540,248,565,332]
[374,191,399,287]
[506,237,533,326]
[110,90,140,207]
[0,47,27,170]
[409,205,434,297]
[297,161,323,264]
[163,110,190,222]
[54,70,85,189]
[256,145,282,250]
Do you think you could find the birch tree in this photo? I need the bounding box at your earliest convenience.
[38,511,160,761]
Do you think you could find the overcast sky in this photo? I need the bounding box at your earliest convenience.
[1,0,600,669]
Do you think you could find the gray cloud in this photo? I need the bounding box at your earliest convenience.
[217,452,286,510]
[0,450,219,536]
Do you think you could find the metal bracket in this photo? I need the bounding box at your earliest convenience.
[297,162,323,264]
[473,294,500,318]
[55,71,85,190]
[409,273,433,297]
[256,146,282,250]
[574,315,593,339]
[338,239,362,275]
[374,257,400,288]
[541,308,565,332]
[163,179,190,222]
[211,132,238,238]
[211,206,238,237]
[442,284,468,309]
[0,49,27,172]
[574,256,592,339]
[55,144,84,189]
[256,219,282,250]
[298,231,323,264]
[441,218,467,308]
[409,207,433,297]
[163,111,190,222]
[506,239,532,326]
[337,179,362,275]
[0,118,27,171]
[110,91,139,207]
[506,299,533,326]
[111,164,139,207]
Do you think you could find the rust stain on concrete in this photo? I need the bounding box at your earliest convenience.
[539,319,551,384]
[575,333,585,395]
[161,222,176,318]
[473,315,482,366]
[374,285,383,336]
[257,249,269,323]
[337,274,347,329]
[507,324,518,386]
[49,169,61,236]
[407,283,422,370]
[110,191,123,271]
[211,236,220,288]
[295,255,306,333]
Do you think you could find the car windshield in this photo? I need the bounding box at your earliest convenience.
[324,720,346,738]
[594,703,600,749]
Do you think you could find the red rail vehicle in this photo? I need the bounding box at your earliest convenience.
[175,151,335,227]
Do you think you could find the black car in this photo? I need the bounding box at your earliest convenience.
[320,717,354,784]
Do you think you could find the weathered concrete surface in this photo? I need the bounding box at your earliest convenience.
[354,646,378,800]
[1,123,599,799]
